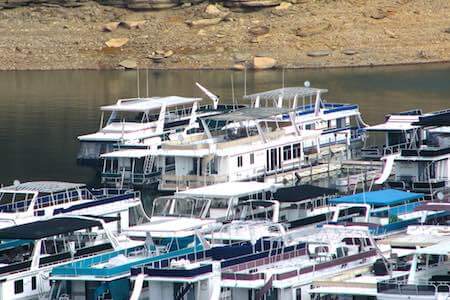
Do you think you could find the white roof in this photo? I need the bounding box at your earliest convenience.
[101,96,202,112]
[101,149,158,159]
[366,115,421,131]
[177,182,277,198]
[157,148,211,158]
[1,181,85,193]
[415,240,450,255]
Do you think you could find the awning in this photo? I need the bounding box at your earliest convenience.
[1,181,85,193]
[413,111,450,127]
[329,189,424,207]
[365,115,421,132]
[0,216,107,240]
[101,96,202,112]
[204,107,292,122]
[243,87,328,101]
[273,184,338,203]
[177,182,276,198]
[157,148,211,157]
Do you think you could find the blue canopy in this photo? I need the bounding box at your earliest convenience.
[329,189,424,207]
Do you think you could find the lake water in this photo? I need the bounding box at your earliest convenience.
[0,64,449,186]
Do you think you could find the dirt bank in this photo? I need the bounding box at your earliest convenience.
[0,0,450,70]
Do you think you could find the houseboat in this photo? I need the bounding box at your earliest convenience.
[129,226,380,300]
[0,215,142,300]
[0,181,143,231]
[77,96,208,164]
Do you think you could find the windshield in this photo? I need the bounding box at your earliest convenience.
[152,197,210,218]
[0,192,35,213]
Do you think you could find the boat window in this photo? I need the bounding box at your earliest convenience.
[296,288,301,300]
[107,111,148,124]
[237,156,243,167]
[151,197,173,217]
[293,143,301,158]
[250,153,255,165]
[172,198,209,218]
[283,145,292,161]
[32,277,36,290]
[14,280,23,294]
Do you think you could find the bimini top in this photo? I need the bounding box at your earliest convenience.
[177,182,276,198]
[0,216,107,240]
[413,110,450,127]
[365,115,421,132]
[101,96,202,112]
[273,184,338,203]
[1,181,85,193]
[329,189,424,207]
[204,107,291,122]
[243,87,328,101]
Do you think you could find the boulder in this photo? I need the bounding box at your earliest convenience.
[306,50,331,57]
[369,9,386,20]
[105,37,129,48]
[186,17,223,27]
[102,22,120,32]
[232,63,246,70]
[295,23,331,37]
[274,1,291,10]
[249,25,269,36]
[252,56,276,69]
[204,4,230,18]
[342,49,358,55]
[119,59,137,69]
[120,20,145,30]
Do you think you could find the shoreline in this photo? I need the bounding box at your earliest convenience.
[1,0,450,71]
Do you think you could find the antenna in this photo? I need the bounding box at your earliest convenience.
[146,69,149,97]
[136,68,140,98]
[231,74,236,109]
[244,65,247,96]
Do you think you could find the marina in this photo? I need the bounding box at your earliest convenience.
[0,66,449,300]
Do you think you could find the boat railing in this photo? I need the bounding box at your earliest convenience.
[159,173,229,190]
[378,277,450,295]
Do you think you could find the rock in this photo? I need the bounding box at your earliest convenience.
[295,23,331,37]
[163,50,174,58]
[105,37,129,48]
[384,28,397,39]
[249,25,269,36]
[369,9,386,20]
[306,50,331,57]
[252,56,276,69]
[197,29,207,35]
[417,50,431,59]
[120,20,145,30]
[342,49,358,55]
[443,27,450,34]
[149,54,165,63]
[232,63,246,70]
[275,1,291,10]
[233,53,250,62]
[186,18,223,27]
[204,4,230,19]
[102,22,120,32]
[119,59,137,69]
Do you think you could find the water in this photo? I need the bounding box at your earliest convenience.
[0,64,449,186]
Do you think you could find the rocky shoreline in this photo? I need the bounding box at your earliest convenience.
[0,0,450,71]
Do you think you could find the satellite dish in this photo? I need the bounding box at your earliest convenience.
[437,192,445,201]
[13,180,20,186]
[304,81,310,88]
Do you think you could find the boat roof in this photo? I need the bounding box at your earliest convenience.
[273,184,338,203]
[101,96,202,112]
[1,181,85,193]
[413,110,450,127]
[416,239,450,255]
[243,87,328,101]
[204,107,291,122]
[177,182,276,198]
[0,216,112,240]
[101,149,157,159]
[365,115,421,131]
[329,189,424,207]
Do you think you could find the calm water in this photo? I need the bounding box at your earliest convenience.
[0,64,449,186]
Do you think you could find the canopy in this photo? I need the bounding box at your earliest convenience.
[415,240,450,255]
[0,216,107,240]
[273,184,338,203]
[243,87,327,101]
[204,107,291,122]
[413,111,450,127]
[177,182,276,198]
[329,189,424,207]
[365,115,421,132]
[1,181,85,193]
[101,96,202,112]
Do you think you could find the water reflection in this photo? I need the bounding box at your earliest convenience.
[0,64,449,185]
